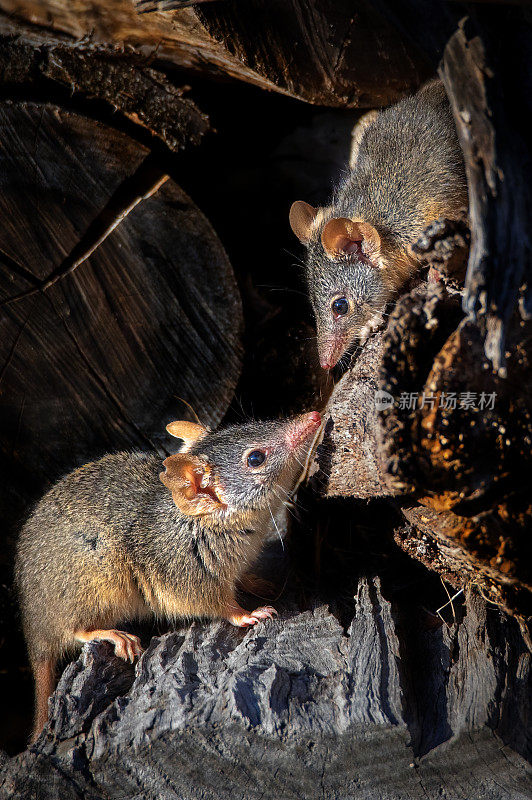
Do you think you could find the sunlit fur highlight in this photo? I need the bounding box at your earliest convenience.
[293,80,468,367]
[15,413,320,740]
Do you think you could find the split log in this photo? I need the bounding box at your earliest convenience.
[1,578,530,799]
[442,13,532,373]
[0,1,430,107]
[0,0,531,789]
[0,100,243,529]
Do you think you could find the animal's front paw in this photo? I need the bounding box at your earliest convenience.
[74,628,143,663]
[225,603,278,627]
[249,605,277,621]
[359,311,385,344]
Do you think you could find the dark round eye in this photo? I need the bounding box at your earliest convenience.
[332,297,349,316]
[247,449,266,468]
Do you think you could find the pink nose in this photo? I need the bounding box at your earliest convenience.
[320,360,333,370]
[286,412,322,451]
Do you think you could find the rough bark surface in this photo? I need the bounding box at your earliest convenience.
[312,333,391,499]
[1,578,531,800]
[314,279,532,620]
[0,0,430,107]
[0,26,209,153]
[441,13,532,372]
[373,1,532,372]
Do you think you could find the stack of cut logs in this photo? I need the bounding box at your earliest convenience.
[0,2,530,797]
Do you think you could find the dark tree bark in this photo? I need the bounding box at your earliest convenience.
[441,14,532,373]
[373,1,532,372]
[315,278,532,623]
[1,579,531,800]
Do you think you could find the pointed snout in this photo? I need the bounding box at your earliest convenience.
[318,338,345,371]
[285,412,322,451]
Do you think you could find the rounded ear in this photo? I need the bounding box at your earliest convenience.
[160,454,226,517]
[321,217,381,259]
[289,201,318,244]
[166,420,208,452]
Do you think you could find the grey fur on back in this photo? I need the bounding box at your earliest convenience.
[302,80,468,366]
[333,80,467,247]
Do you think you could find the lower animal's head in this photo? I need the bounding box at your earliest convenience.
[160,412,322,529]
[290,202,395,369]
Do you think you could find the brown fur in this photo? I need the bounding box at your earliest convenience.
[290,79,468,368]
[16,413,321,740]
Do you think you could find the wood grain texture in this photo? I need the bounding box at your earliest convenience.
[0,103,242,523]
[0,0,430,107]
[1,579,530,799]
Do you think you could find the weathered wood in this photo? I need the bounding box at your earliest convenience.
[379,286,532,617]
[0,103,242,529]
[312,332,391,499]
[0,27,209,154]
[0,1,530,789]
[0,1,430,107]
[375,1,532,371]
[441,11,532,373]
[313,276,532,619]
[1,578,530,799]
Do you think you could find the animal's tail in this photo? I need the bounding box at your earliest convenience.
[30,656,57,743]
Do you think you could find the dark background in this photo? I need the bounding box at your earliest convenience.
[0,70,459,754]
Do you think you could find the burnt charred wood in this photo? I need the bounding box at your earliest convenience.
[0,1,430,107]
[1,578,531,800]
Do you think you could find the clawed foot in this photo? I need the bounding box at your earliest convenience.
[359,311,385,345]
[226,605,278,628]
[74,628,143,663]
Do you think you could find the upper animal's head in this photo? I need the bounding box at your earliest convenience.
[160,412,322,529]
[290,202,393,369]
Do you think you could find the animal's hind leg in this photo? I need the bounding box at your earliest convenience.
[74,628,143,663]
[31,657,56,742]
